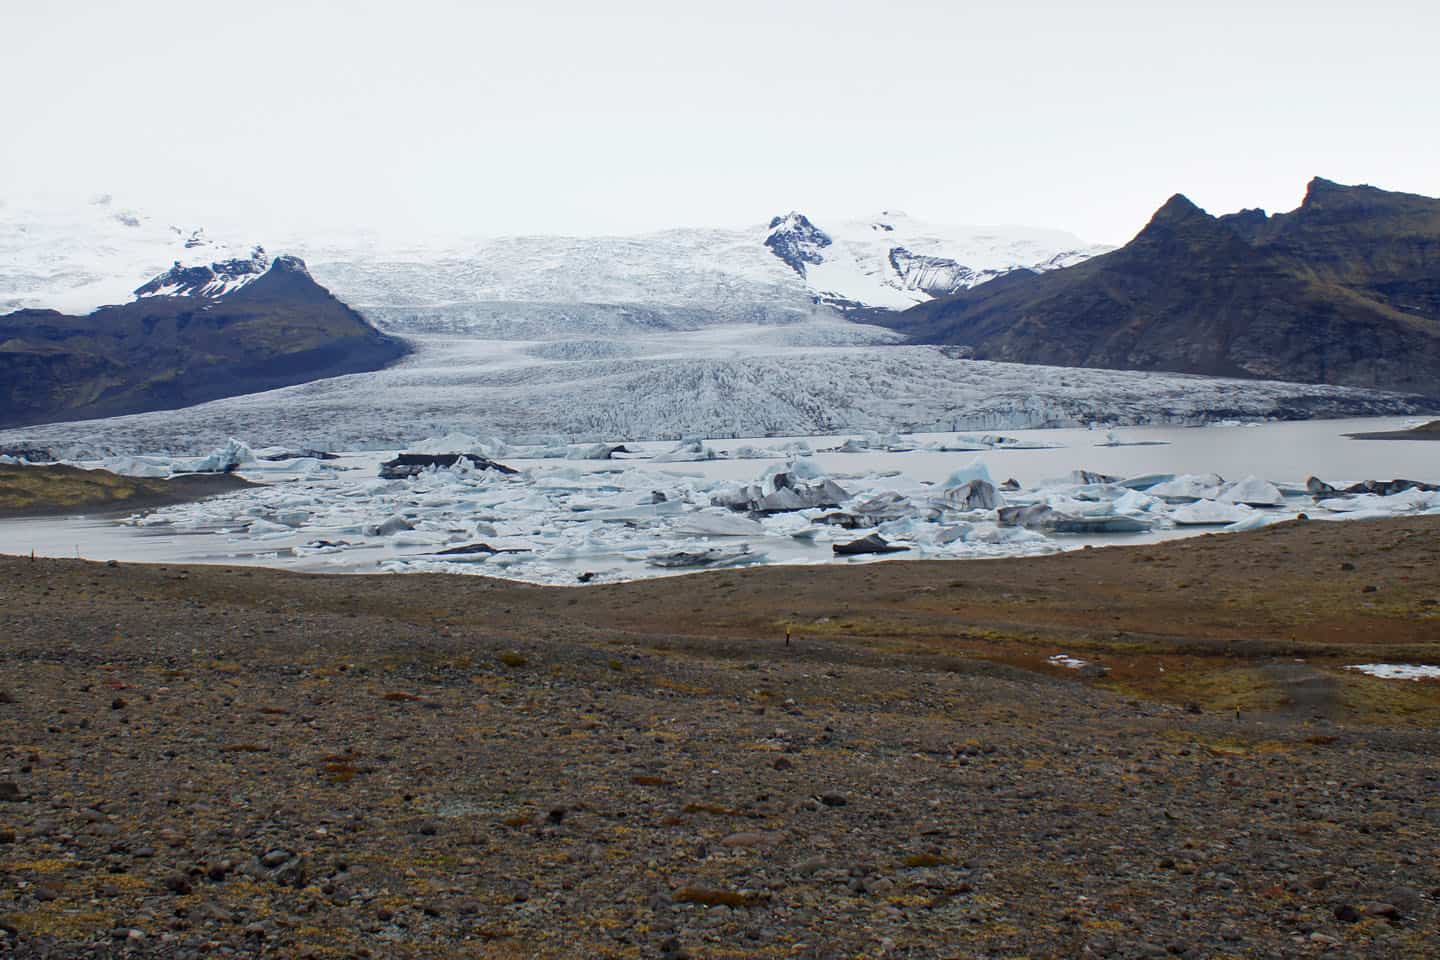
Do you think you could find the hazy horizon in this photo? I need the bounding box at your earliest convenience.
[4,0,1437,245]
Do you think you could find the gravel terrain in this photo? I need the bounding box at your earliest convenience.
[2,516,1438,958]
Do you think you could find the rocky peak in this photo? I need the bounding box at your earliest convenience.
[133,245,273,300]
[764,212,832,277]
[1130,193,1248,254]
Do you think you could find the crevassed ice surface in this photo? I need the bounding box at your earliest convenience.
[1,331,1430,458]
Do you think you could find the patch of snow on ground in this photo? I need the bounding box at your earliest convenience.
[1345,664,1440,681]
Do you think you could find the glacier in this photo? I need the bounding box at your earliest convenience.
[0,326,1430,458]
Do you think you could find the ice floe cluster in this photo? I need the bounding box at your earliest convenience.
[75,431,1440,585]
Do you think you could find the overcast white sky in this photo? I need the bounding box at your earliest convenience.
[3,0,1436,244]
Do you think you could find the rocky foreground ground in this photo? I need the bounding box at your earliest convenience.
[1,516,1438,959]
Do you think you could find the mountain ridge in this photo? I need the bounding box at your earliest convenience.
[883,178,1440,395]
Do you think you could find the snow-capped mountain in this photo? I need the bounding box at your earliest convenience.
[1,195,1108,323]
[133,245,273,300]
[0,195,265,314]
[293,214,1109,318]
[762,210,1103,312]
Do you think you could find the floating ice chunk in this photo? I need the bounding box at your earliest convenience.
[1117,473,1174,491]
[1043,469,1122,487]
[671,511,766,537]
[759,512,816,538]
[1112,489,1162,514]
[646,544,763,568]
[1171,500,1253,526]
[1218,475,1284,507]
[942,459,994,489]
[761,457,828,483]
[246,518,291,536]
[1148,473,1225,502]
[653,438,718,462]
[1346,664,1440,681]
[365,514,414,537]
[409,432,508,457]
[97,456,173,478]
[964,522,1050,544]
[938,477,1001,511]
[1225,511,1281,532]
[181,438,253,474]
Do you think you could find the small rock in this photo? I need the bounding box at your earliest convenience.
[260,849,291,868]
[0,782,25,803]
[817,793,848,807]
[1362,902,1400,919]
[1386,886,1422,912]
[0,829,15,844]
[720,832,769,849]
[164,873,193,895]
[33,883,59,902]
[1333,904,1360,923]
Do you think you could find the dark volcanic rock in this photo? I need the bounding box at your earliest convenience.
[884,178,1440,395]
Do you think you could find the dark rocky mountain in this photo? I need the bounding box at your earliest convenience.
[763,212,832,277]
[0,254,408,429]
[884,178,1440,396]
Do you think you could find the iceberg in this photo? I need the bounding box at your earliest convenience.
[1218,475,1284,507]
[1148,473,1225,502]
[1171,500,1252,526]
